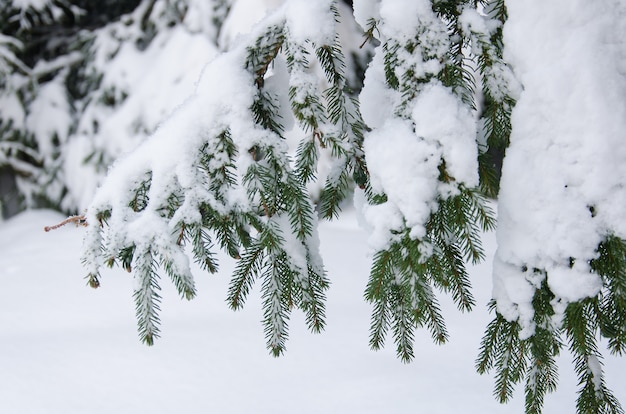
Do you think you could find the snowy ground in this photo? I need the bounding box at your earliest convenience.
[1,209,625,413]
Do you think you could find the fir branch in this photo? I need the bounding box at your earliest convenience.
[129,174,151,212]
[476,304,506,374]
[524,280,561,414]
[189,224,218,274]
[251,90,285,135]
[463,0,517,198]
[228,239,266,310]
[565,300,625,414]
[429,244,475,313]
[438,16,476,110]
[161,253,196,301]
[314,40,369,218]
[300,263,329,333]
[316,43,345,89]
[412,274,449,344]
[593,236,626,355]
[261,254,291,357]
[116,245,135,273]
[390,282,416,362]
[202,204,244,260]
[295,136,319,184]
[359,18,379,49]
[319,168,351,219]
[199,129,238,205]
[133,246,162,346]
[245,24,285,88]
[493,318,526,403]
[284,174,315,241]
[366,249,394,350]
[525,327,560,414]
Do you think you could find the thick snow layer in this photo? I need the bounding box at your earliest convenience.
[285,0,335,45]
[1,210,625,413]
[411,83,478,189]
[12,0,49,10]
[359,50,398,129]
[358,1,478,251]
[493,0,626,330]
[219,0,285,49]
[352,0,379,31]
[363,118,440,245]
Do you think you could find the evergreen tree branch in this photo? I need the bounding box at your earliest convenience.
[133,246,162,346]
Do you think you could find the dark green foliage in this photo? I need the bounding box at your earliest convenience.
[593,237,626,355]
[283,21,367,219]
[63,2,626,413]
[227,220,329,356]
[366,187,495,361]
[315,43,368,216]
[201,130,238,202]
[356,0,503,367]
[129,174,151,212]
[474,0,515,197]
[133,246,162,345]
[524,280,560,414]
[436,5,477,110]
[565,300,624,414]
[476,294,560,409]
[478,235,626,414]
[170,22,333,355]
[189,224,219,274]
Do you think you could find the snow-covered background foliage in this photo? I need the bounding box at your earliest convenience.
[1,0,625,413]
[0,0,225,213]
[0,0,366,215]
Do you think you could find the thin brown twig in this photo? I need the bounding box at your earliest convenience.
[44,215,88,232]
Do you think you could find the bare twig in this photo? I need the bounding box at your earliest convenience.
[44,215,88,232]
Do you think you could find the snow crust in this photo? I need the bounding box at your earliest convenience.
[493,0,626,334]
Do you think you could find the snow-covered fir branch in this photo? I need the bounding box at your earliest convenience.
[1,1,625,413]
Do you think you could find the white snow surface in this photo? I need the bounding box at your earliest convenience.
[0,211,626,414]
[493,0,626,330]
[2,209,626,413]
